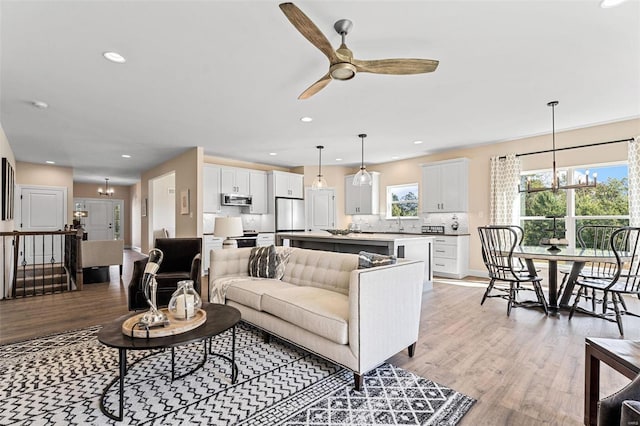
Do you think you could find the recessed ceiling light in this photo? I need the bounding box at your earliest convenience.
[335,158,343,161]
[300,116,313,123]
[45,161,55,164]
[32,100,48,109]
[103,51,126,63]
[269,152,277,156]
[600,0,628,8]
[413,140,423,145]
[391,156,399,160]
[121,154,131,158]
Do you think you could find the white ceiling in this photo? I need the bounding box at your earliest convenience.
[1,0,639,186]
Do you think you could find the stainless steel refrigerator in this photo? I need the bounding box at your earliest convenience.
[275,197,305,232]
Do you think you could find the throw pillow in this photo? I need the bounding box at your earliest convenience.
[274,247,295,280]
[358,251,397,269]
[248,245,278,278]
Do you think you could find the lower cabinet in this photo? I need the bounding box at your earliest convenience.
[432,235,469,279]
[203,235,224,275]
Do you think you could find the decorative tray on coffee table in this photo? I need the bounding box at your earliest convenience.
[121,309,207,338]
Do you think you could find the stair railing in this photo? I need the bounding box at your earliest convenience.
[0,230,83,300]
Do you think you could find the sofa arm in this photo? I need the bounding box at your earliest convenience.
[348,259,425,374]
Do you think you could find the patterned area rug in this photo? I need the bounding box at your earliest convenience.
[0,323,475,425]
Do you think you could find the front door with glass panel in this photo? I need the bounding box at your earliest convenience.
[74,198,123,241]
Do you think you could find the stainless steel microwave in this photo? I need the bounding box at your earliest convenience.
[221,194,252,206]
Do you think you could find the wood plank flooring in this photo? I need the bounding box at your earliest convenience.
[1,249,639,425]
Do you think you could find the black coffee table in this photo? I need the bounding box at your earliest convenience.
[97,303,241,422]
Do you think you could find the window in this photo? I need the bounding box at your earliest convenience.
[519,163,628,246]
[386,184,419,218]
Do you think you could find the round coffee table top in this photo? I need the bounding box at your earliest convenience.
[98,303,241,350]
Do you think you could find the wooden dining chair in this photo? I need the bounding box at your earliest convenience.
[558,224,619,310]
[569,226,640,336]
[478,226,549,316]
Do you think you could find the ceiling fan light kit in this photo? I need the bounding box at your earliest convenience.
[279,2,439,99]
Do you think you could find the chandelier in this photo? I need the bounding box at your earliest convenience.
[98,178,114,197]
[352,133,372,186]
[520,101,597,194]
[311,145,328,190]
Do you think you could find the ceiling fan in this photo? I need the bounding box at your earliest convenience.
[279,2,439,100]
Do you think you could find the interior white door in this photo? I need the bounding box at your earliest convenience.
[306,188,335,231]
[18,186,67,264]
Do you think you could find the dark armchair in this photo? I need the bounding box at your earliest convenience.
[128,237,202,311]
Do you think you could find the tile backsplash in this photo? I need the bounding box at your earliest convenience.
[348,212,468,233]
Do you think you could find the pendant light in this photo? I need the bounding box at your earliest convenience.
[98,177,114,197]
[520,101,597,194]
[352,133,372,186]
[311,145,328,190]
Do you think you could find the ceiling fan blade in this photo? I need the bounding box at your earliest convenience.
[279,3,338,63]
[352,58,439,75]
[298,73,332,100]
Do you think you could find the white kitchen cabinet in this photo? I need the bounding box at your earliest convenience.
[432,235,469,279]
[202,165,221,213]
[249,170,267,214]
[202,235,224,275]
[273,171,304,198]
[421,158,469,213]
[344,172,380,215]
[221,167,250,194]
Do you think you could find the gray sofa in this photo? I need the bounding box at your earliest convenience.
[209,246,425,389]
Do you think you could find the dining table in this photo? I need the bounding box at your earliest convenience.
[511,245,620,315]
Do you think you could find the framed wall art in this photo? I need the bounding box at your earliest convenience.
[1,158,14,221]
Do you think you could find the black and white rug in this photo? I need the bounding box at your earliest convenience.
[0,323,475,425]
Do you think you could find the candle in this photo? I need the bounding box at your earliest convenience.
[175,294,195,319]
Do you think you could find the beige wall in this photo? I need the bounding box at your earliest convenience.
[366,118,639,274]
[0,125,15,233]
[73,182,132,247]
[141,147,203,253]
[15,161,75,224]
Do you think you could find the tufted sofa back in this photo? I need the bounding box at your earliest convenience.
[209,246,359,295]
[282,249,358,295]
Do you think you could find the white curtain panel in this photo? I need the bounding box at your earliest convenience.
[628,137,640,227]
[490,154,522,225]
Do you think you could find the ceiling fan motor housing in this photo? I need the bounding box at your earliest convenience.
[330,62,356,80]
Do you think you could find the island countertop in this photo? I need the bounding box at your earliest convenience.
[276,231,433,244]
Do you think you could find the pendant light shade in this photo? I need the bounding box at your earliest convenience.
[312,145,328,190]
[353,133,372,186]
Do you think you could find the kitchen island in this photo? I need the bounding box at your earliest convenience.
[276,231,433,290]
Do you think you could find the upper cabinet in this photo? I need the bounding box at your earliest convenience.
[221,167,250,194]
[203,164,221,213]
[421,158,469,213]
[249,170,267,214]
[272,171,304,198]
[344,172,380,215]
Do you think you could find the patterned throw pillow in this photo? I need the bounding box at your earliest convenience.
[358,251,397,269]
[248,245,278,278]
[274,247,295,280]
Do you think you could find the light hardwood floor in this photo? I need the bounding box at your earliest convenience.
[1,249,638,425]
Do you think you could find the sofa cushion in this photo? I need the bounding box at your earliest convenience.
[226,278,296,310]
[248,245,278,278]
[262,287,349,345]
